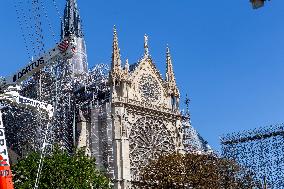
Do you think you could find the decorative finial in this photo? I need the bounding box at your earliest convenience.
[144,34,149,57]
[166,44,170,54]
[113,25,117,35]
[125,59,129,72]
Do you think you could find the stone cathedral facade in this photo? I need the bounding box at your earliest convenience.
[83,29,186,188]
[76,27,211,189]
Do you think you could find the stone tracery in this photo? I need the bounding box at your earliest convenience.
[138,74,161,103]
[129,116,175,178]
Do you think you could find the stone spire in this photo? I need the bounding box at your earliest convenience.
[166,46,179,97]
[61,0,83,38]
[61,0,88,76]
[144,34,149,57]
[110,26,122,80]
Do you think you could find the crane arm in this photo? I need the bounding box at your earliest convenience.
[0,89,54,118]
[0,35,76,91]
[0,89,54,166]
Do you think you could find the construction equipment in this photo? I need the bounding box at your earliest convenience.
[0,86,53,161]
[0,35,76,189]
[0,87,54,189]
[0,155,13,189]
[0,35,76,92]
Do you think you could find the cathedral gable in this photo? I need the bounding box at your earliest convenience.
[129,57,164,85]
[127,57,168,106]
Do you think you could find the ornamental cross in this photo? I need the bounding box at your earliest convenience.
[185,94,190,116]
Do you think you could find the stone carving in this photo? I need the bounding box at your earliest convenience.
[129,116,175,178]
[138,74,161,103]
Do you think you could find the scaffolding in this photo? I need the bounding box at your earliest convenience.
[221,123,284,188]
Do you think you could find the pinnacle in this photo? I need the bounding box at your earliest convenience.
[166,45,170,55]
[62,0,83,38]
[113,25,117,35]
[111,26,122,71]
[165,44,179,96]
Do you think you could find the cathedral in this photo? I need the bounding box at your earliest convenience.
[84,28,212,188]
[3,0,212,188]
[89,29,185,187]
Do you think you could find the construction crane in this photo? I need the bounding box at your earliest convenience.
[0,35,76,189]
[0,86,54,162]
[0,86,54,189]
[0,35,76,92]
[0,87,54,189]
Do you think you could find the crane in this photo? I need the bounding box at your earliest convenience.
[0,86,54,163]
[0,35,77,189]
[0,86,54,189]
[0,35,76,92]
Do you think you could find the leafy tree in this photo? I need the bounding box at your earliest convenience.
[12,147,110,189]
[134,153,261,189]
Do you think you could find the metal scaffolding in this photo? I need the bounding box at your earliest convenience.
[221,123,284,188]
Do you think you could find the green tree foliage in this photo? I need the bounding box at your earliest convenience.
[134,153,261,189]
[12,147,110,189]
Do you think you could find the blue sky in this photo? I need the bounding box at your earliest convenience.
[1,1,284,151]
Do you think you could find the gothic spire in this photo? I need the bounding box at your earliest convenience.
[166,46,179,97]
[61,0,88,75]
[166,46,177,85]
[61,0,83,39]
[110,26,122,80]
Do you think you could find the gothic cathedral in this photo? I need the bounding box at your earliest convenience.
[88,28,185,188]
[4,1,212,189]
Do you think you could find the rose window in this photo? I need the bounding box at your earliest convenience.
[129,117,175,178]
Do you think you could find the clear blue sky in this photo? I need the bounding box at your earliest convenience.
[1,1,284,151]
